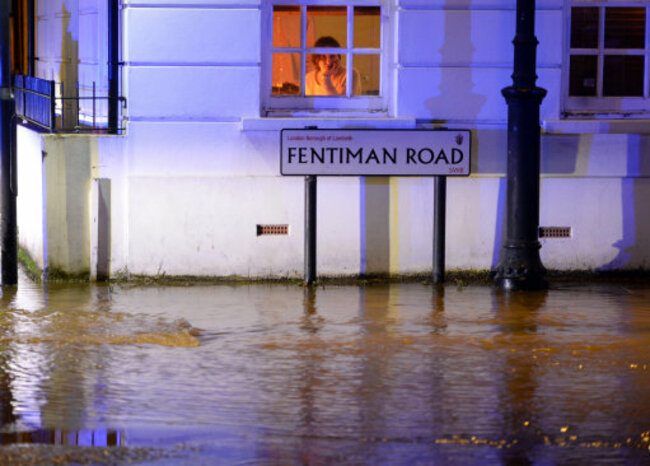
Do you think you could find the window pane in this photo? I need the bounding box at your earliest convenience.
[603,55,644,96]
[307,6,347,48]
[605,7,645,49]
[273,6,301,48]
[569,55,597,96]
[354,7,381,48]
[306,53,348,95]
[272,53,301,95]
[353,54,380,96]
[571,7,598,49]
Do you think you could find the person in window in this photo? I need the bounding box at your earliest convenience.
[306,36,361,96]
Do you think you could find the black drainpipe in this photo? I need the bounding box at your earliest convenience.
[27,0,34,75]
[108,0,119,134]
[0,1,17,285]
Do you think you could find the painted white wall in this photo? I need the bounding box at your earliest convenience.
[17,130,128,277]
[43,136,94,274]
[17,126,46,272]
[16,0,650,279]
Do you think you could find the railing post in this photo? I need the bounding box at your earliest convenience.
[21,76,25,120]
[49,80,55,132]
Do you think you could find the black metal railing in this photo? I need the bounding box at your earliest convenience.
[13,74,126,134]
[13,74,55,130]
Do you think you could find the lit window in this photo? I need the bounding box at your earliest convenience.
[263,2,387,115]
[565,2,650,116]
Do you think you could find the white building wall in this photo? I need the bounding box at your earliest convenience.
[17,126,46,272]
[539,135,650,270]
[16,0,650,278]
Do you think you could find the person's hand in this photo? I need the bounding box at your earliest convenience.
[329,61,344,78]
[317,56,345,95]
[321,68,334,87]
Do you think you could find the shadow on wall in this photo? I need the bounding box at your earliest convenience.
[537,134,649,271]
[361,6,486,274]
[361,177,390,274]
[44,5,111,279]
[423,9,486,121]
[599,136,650,270]
[427,6,490,269]
[419,7,490,269]
[493,135,584,270]
[59,3,78,130]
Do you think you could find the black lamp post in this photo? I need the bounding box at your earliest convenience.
[494,0,547,290]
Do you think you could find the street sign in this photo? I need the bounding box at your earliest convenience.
[281,128,471,176]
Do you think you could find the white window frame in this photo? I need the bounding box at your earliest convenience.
[261,0,392,116]
[563,0,650,117]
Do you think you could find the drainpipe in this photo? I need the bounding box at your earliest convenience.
[0,0,18,285]
[27,0,34,76]
[108,0,119,134]
[494,0,547,290]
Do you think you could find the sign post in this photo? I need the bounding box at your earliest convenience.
[304,175,317,284]
[433,176,446,284]
[281,128,471,284]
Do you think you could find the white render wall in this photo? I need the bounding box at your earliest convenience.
[17,126,46,272]
[16,0,650,278]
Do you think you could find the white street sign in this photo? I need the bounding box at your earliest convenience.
[281,129,471,176]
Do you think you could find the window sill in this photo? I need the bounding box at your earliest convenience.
[543,118,650,135]
[242,116,416,132]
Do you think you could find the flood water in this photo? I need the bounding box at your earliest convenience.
[0,272,649,465]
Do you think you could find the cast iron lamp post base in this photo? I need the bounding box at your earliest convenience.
[494,0,548,291]
[494,240,547,291]
[494,85,547,291]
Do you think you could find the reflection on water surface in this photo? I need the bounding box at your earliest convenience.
[0,428,123,446]
[0,273,649,464]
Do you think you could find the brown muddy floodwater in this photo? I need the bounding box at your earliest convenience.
[0,272,649,465]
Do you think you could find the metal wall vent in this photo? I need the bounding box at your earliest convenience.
[257,224,289,236]
[539,226,571,238]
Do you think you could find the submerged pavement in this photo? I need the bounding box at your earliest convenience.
[0,271,649,464]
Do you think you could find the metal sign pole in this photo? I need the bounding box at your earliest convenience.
[433,176,446,284]
[304,175,317,285]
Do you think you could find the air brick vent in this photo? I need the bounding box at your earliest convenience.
[257,224,289,236]
[539,226,571,238]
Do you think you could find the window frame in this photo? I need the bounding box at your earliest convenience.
[563,0,650,117]
[261,0,391,116]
